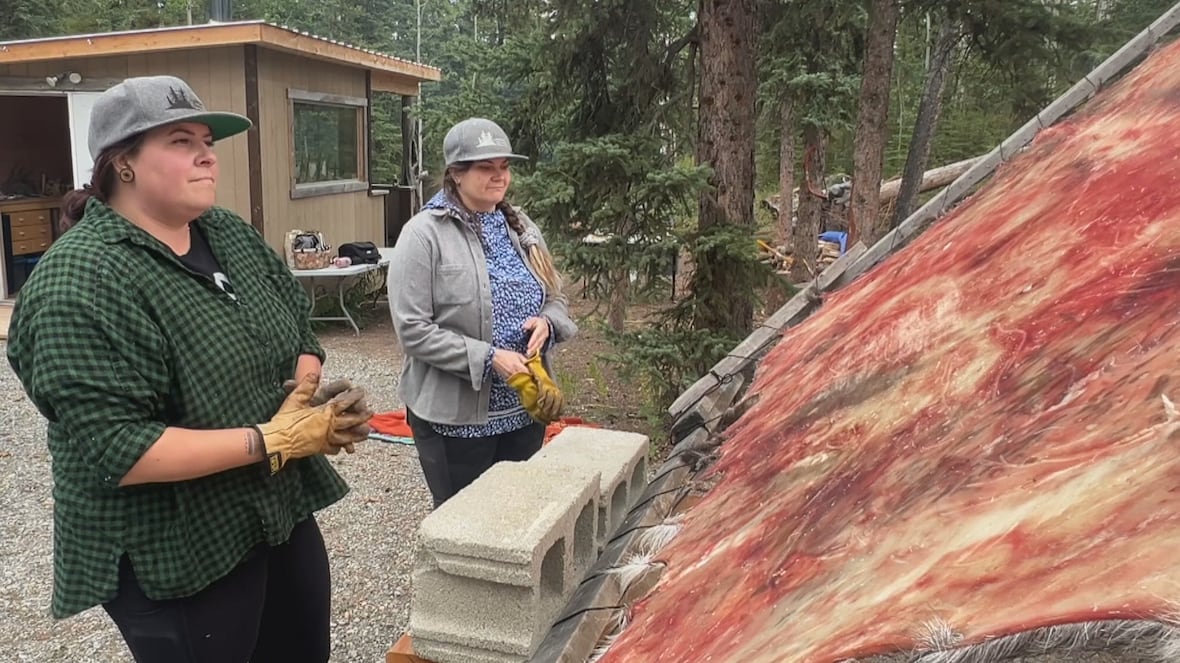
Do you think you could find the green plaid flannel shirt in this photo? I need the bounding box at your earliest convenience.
[6,198,348,618]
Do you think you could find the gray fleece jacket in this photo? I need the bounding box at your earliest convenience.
[386,205,578,425]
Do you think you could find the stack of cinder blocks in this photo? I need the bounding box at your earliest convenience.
[532,428,649,554]
[410,427,650,663]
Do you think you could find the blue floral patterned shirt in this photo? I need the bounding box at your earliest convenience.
[423,190,544,438]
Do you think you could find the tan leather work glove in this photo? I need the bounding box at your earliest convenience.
[506,371,544,423]
[282,377,374,453]
[258,374,370,474]
[527,354,564,423]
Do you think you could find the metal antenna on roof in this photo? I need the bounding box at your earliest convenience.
[414,0,426,209]
[208,0,231,23]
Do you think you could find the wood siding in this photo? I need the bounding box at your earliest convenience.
[0,47,252,220]
[256,48,383,251]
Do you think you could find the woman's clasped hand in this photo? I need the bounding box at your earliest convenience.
[260,374,375,472]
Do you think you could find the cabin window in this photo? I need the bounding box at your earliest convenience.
[288,89,369,199]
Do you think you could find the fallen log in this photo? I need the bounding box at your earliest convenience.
[877,155,981,202]
[763,155,984,216]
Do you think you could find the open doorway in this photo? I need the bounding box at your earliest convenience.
[0,92,90,299]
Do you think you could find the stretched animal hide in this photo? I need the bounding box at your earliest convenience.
[595,38,1180,663]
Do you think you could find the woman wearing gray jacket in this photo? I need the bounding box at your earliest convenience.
[387,117,578,508]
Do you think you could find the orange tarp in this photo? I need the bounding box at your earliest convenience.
[369,409,597,445]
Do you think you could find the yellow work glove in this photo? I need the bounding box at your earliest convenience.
[282,377,373,454]
[507,371,544,422]
[258,374,370,474]
[527,354,564,423]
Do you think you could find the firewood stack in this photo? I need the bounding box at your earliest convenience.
[758,237,843,276]
[817,238,842,269]
[756,239,793,274]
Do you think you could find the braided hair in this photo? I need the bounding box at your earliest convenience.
[442,167,565,302]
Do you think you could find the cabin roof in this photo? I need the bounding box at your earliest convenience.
[0,20,441,93]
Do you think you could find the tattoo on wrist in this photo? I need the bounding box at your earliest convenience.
[246,427,263,457]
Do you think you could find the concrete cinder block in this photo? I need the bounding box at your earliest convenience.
[410,636,523,663]
[530,428,649,552]
[411,461,600,663]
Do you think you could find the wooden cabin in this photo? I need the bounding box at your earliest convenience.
[0,21,440,301]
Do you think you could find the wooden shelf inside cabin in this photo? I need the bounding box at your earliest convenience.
[1,196,61,298]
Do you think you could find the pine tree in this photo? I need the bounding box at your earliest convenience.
[692,0,760,337]
[513,0,704,333]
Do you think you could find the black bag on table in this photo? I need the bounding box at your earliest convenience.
[338,241,381,265]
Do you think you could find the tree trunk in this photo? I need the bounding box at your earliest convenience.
[777,97,796,246]
[847,0,900,247]
[674,38,701,305]
[764,97,797,312]
[692,0,758,336]
[790,124,826,282]
[892,12,961,228]
[674,245,696,301]
[608,268,629,333]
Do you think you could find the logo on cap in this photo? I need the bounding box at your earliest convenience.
[475,130,508,149]
[166,86,204,111]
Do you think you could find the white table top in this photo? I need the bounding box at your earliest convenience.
[290,257,389,278]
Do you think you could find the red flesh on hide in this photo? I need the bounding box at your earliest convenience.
[598,40,1180,663]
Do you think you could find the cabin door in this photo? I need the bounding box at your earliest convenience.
[67,91,103,191]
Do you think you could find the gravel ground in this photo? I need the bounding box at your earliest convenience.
[0,330,435,663]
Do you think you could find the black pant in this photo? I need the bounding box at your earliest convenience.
[102,517,331,663]
[407,408,545,508]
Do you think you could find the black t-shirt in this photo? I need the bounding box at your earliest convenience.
[178,222,236,299]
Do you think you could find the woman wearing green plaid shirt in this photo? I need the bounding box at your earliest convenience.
[5,76,371,662]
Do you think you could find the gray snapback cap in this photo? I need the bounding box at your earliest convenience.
[88,75,253,159]
[442,117,527,166]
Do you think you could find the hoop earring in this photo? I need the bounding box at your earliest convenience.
[118,167,135,183]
